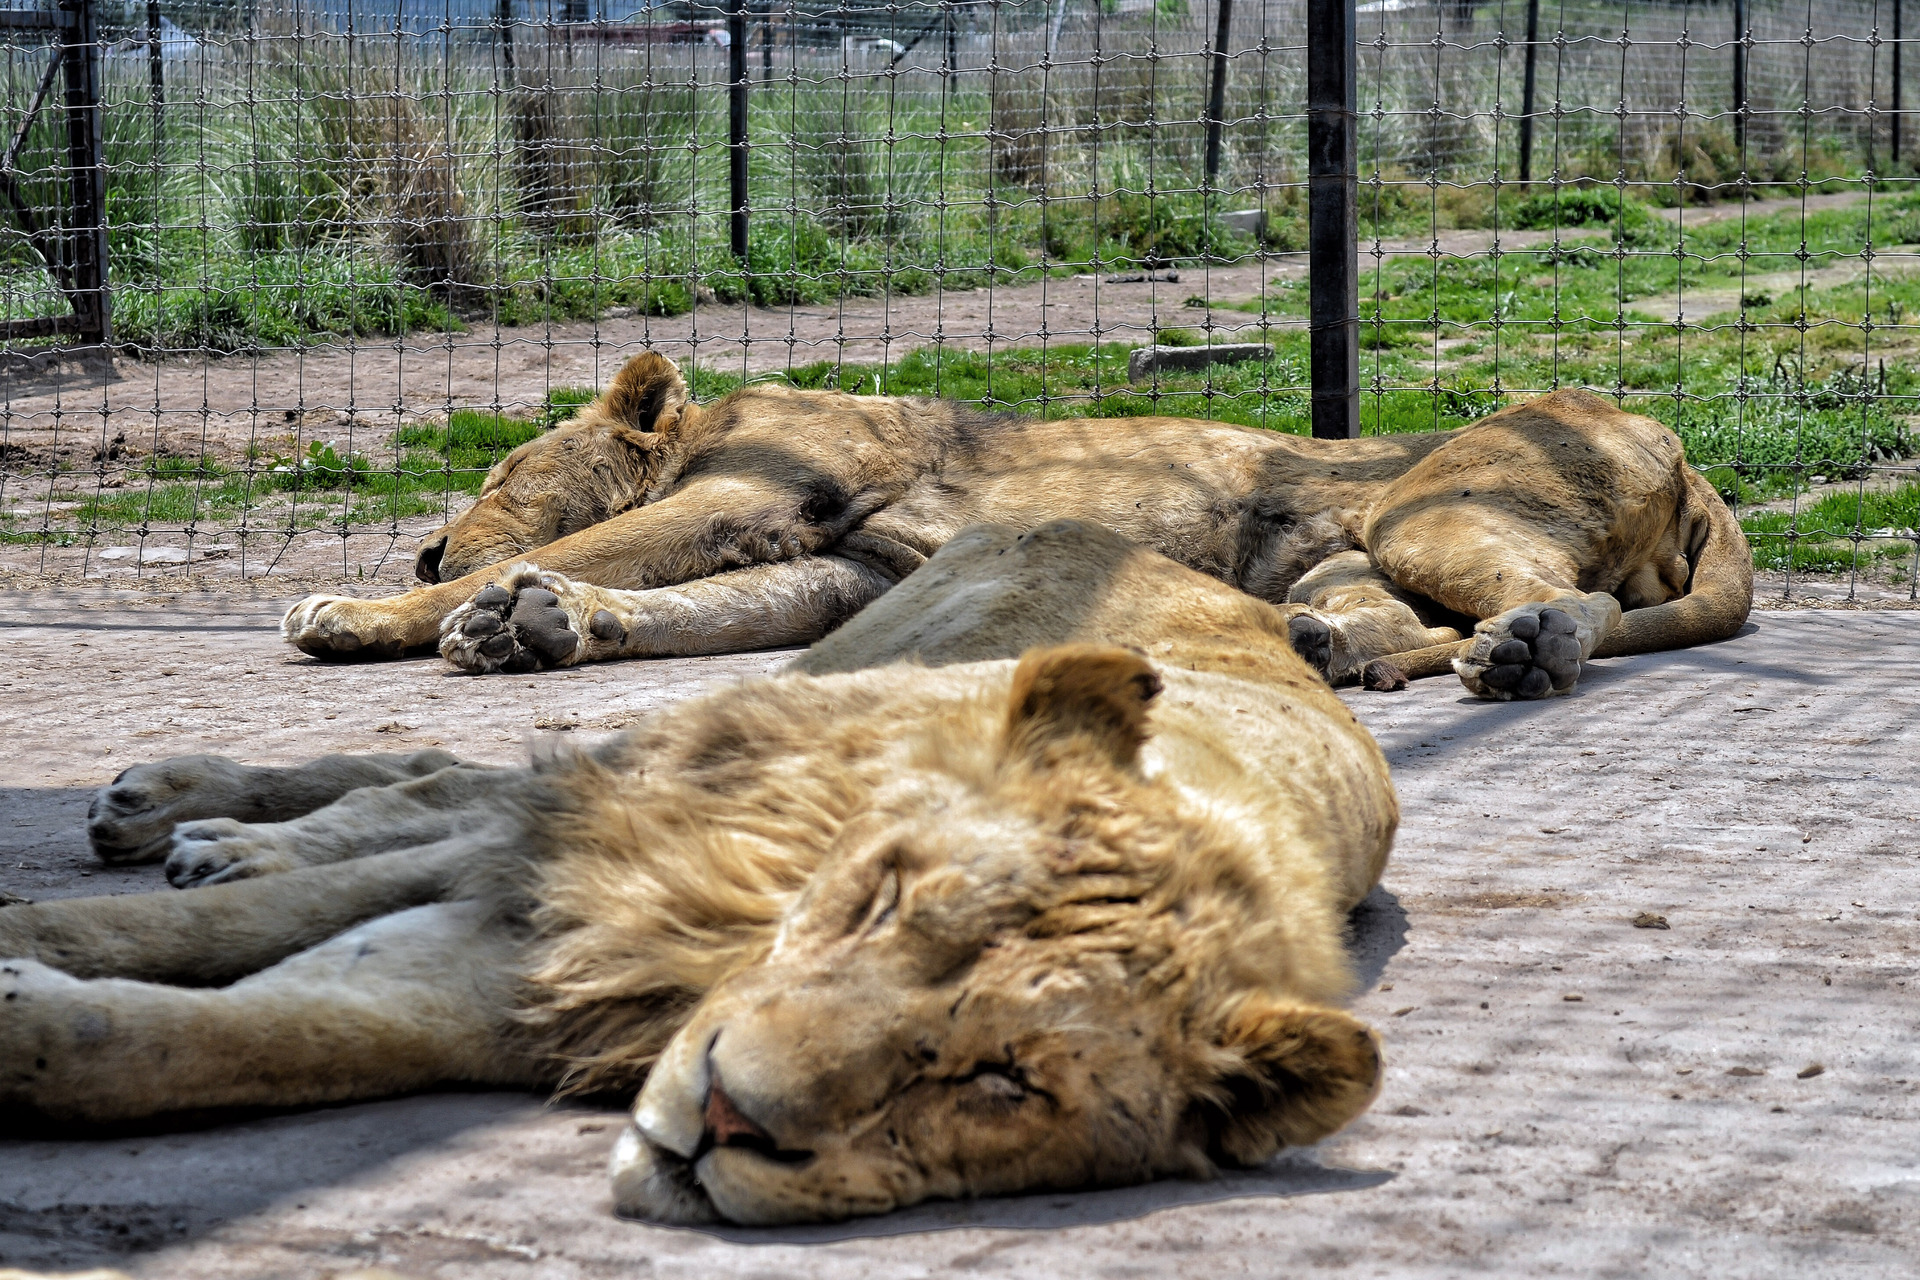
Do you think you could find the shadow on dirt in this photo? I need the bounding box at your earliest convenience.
[0,1091,568,1272]
[692,1151,1394,1244]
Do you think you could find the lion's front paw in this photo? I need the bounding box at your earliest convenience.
[164,819,298,888]
[1455,605,1588,701]
[439,566,596,674]
[283,595,413,660]
[0,958,85,1106]
[87,756,243,865]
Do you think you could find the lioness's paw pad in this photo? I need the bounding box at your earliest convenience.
[1455,606,1584,701]
[440,569,582,675]
[164,819,295,888]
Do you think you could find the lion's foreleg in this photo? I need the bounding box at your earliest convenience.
[162,764,518,889]
[88,749,480,866]
[0,840,480,985]
[438,556,893,674]
[1,899,538,1124]
[1280,551,1462,686]
[285,478,826,661]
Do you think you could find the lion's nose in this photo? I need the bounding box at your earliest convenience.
[701,1076,812,1164]
[414,532,447,583]
[705,1081,775,1150]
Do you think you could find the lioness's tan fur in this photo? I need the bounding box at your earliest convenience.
[4,522,1393,1226]
[281,354,1750,702]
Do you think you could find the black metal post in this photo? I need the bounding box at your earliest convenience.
[60,0,109,346]
[145,0,164,141]
[1308,0,1357,438]
[945,0,956,93]
[1733,0,1747,154]
[761,2,773,82]
[497,0,515,72]
[729,0,749,259]
[1896,0,1904,166]
[1204,0,1234,183]
[1518,0,1539,184]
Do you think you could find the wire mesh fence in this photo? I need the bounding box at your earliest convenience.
[0,0,1914,593]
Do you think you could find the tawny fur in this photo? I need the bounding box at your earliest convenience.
[279,355,1749,703]
[4,523,1391,1226]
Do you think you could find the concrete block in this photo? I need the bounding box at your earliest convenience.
[1127,342,1274,382]
[1219,208,1267,238]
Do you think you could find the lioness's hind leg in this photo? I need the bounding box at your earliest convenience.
[1453,596,1622,701]
[88,749,468,865]
[439,558,891,675]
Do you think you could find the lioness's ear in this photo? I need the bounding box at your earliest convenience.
[1200,999,1382,1166]
[600,352,689,434]
[1005,645,1162,768]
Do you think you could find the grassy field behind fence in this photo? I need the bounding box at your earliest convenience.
[1,0,1917,583]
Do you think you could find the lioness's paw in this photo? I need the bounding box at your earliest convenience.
[164,819,298,888]
[1287,614,1334,680]
[1455,605,1587,701]
[440,566,598,674]
[283,595,410,660]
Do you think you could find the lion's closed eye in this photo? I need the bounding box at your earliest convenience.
[950,1061,1046,1114]
[860,865,901,935]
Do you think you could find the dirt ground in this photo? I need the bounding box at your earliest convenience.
[2,186,1910,585]
[0,592,1915,1279]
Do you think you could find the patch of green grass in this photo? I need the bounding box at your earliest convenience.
[105,252,457,354]
[1739,507,1917,573]
[70,477,252,526]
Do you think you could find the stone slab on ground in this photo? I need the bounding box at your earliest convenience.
[0,600,1916,1278]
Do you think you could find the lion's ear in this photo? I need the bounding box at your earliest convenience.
[1199,999,1382,1166]
[600,352,689,435]
[1004,645,1161,769]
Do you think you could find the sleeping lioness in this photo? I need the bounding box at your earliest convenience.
[6,521,1392,1225]
[281,354,1752,701]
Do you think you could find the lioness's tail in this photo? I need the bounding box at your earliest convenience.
[1591,466,1753,659]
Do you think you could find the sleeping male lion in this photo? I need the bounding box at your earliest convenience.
[5,521,1393,1225]
[282,353,1752,700]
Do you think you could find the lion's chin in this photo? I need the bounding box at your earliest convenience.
[608,1122,720,1224]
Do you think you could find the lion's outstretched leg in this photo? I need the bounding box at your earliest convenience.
[163,762,518,889]
[0,898,538,1124]
[1364,519,1623,700]
[1279,551,1462,688]
[0,841,479,984]
[88,749,476,866]
[437,557,893,675]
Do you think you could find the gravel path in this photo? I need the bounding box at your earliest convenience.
[0,599,1915,1277]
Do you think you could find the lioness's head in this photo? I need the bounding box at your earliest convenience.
[415,353,691,583]
[596,646,1383,1225]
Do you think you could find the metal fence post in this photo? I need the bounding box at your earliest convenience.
[729,0,749,260]
[1518,0,1539,184]
[1733,0,1748,154]
[1896,0,1904,166]
[145,0,164,141]
[1204,0,1234,184]
[60,0,109,347]
[1308,0,1358,438]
